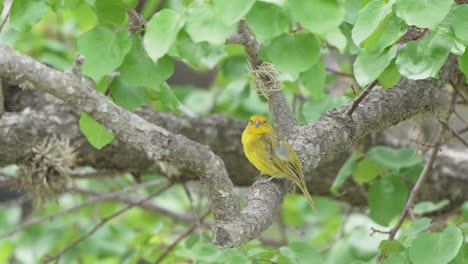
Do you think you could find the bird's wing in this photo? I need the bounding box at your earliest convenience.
[274,139,304,185]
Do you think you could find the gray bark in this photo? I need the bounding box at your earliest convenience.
[0,41,467,248]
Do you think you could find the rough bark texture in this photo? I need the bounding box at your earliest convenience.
[0,37,467,247]
[0,45,240,223]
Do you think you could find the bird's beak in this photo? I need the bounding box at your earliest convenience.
[254,120,260,127]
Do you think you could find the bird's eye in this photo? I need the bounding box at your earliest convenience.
[262,121,266,124]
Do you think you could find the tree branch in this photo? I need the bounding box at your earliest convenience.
[377,138,441,259]
[0,44,241,235]
[226,19,296,135]
[0,178,168,239]
[43,183,174,263]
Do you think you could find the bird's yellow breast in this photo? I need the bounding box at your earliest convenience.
[242,130,283,177]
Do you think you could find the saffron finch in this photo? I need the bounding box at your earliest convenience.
[242,115,317,211]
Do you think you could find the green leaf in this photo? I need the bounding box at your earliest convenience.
[260,33,321,75]
[282,194,306,226]
[185,2,235,45]
[351,0,393,46]
[396,31,452,80]
[120,46,174,88]
[144,9,185,62]
[94,0,125,25]
[362,12,407,52]
[220,55,248,81]
[395,0,452,30]
[0,242,13,264]
[153,82,180,110]
[299,58,326,99]
[462,201,468,220]
[379,240,404,258]
[353,45,397,87]
[71,2,98,31]
[409,226,463,264]
[413,200,450,215]
[460,49,468,81]
[77,27,132,82]
[344,0,361,24]
[400,217,431,239]
[245,2,290,41]
[382,253,409,264]
[213,0,256,25]
[352,157,385,184]
[331,152,359,194]
[367,147,424,172]
[378,60,401,89]
[79,113,115,149]
[368,175,408,226]
[191,243,222,262]
[117,0,138,8]
[289,0,344,35]
[174,30,226,70]
[452,5,468,46]
[449,243,468,264]
[110,77,147,112]
[326,28,348,53]
[9,0,49,31]
[300,95,348,123]
[400,163,424,183]
[279,242,323,264]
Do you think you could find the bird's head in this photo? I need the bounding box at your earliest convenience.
[246,115,273,134]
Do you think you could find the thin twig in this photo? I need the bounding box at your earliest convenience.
[320,207,353,253]
[347,80,379,116]
[225,19,262,68]
[376,139,441,260]
[71,170,127,179]
[326,67,354,78]
[0,179,168,239]
[458,126,468,135]
[43,183,174,263]
[440,122,468,148]
[0,7,10,33]
[389,141,440,240]
[370,227,390,236]
[154,210,210,264]
[450,81,468,104]
[182,183,203,240]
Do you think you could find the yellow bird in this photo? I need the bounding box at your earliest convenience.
[242,115,317,212]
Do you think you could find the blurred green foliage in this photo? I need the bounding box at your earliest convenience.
[0,0,467,263]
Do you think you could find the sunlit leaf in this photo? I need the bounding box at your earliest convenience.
[409,226,463,264]
[77,27,132,82]
[395,0,452,30]
[144,9,185,61]
[79,113,115,149]
[368,175,408,226]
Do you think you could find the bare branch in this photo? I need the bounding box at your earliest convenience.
[183,183,203,240]
[155,210,211,264]
[319,206,353,253]
[226,19,296,135]
[0,45,241,237]
[43,183,174,263]
[0,178,168,239]
[347,80,379,116]
[377,138,441,259]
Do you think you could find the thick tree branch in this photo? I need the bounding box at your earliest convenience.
[0,45,240,234]
[0,40,465,248]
